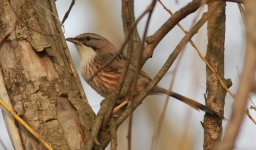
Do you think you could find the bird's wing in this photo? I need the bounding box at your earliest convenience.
[95,52,126,73]
[96,53,154,82]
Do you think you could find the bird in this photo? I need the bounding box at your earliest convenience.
[66,33,220,117]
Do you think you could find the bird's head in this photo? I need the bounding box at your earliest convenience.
[66,33,118,66]
[66,33,117,55]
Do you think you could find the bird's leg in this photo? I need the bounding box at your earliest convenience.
[112,97,129,114]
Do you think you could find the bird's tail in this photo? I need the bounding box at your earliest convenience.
[155,87,223,119]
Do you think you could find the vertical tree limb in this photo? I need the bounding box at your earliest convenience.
[216,0,256,149]
[203,2,227,150]
[121,2,141,148]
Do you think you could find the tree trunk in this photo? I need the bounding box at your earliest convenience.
[203,2,229,150]
[0,0,95,149]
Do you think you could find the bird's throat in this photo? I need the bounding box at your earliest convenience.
[76,44,96,68]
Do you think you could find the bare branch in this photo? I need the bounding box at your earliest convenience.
[144,0,243,61]
[156,1,256,126]
[127,112,133,150]
[157,0,233,96]
[61,0,75,24]
[101,0,156,130]
[203,2,226,149]
[126,1,157,148]
[216,0,256,149]
[245,110,256,125]
[237,3,246,23]
[116,7,218,126]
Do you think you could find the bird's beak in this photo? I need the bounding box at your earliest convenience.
[66,37,80,44]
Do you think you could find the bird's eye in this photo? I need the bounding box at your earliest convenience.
[86,37,91,41]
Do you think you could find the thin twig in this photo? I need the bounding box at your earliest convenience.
[101,1,156,146]
[127,112,133,150]
[62,0,75,24]
[116,7,217,126]
[150,43,185,150]
[0,99,53,150]
[129,0,157,82]
[144,0,243,62]
[159,0,256,132]
[101,1,153,129]
[158,0,233,96]
[237,3,246,24]
[158,0,233,106]
[245,110,256,124]
[93,1,244,148]
[126,1,157,149]
[120,2,142,148]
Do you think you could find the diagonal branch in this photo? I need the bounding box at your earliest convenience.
[61,0,75,24]
[157,0,233,96]
[101,0,158,129]
[144,0,243,62]
[158,0,256,125]
[0,99,53,150]
[116,6,218,126]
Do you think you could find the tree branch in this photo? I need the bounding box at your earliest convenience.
[61,0,75,24]
[144,0,243,62]
[215,0,256,149]
[116,7,217,126]
[203,2,227,150]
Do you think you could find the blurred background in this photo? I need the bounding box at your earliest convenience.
[1,0,255,149]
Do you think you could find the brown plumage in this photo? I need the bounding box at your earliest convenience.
[66,33,220,117]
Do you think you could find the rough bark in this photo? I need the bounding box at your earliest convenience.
[203,2,229,150]
[0,0,95,149]
[216,0,256,149]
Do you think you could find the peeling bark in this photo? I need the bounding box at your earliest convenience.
[0,0,95,149]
